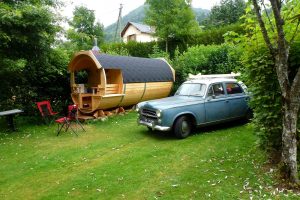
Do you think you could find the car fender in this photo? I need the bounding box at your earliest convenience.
[171,111,197,127]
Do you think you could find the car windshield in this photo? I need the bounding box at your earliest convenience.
[175,83,206,96]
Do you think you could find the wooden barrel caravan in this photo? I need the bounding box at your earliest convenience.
[68,50,175,114]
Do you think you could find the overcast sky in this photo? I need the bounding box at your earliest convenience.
[61,0,221,27]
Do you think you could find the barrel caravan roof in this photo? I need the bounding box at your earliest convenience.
[68,50,175,83]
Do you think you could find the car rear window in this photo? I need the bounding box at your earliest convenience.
[226,83,243,94]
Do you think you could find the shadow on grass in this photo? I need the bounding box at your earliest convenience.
[139,128,178,141]
[195,119,250,135]
[0,115,50,136]
[139,119,250,141]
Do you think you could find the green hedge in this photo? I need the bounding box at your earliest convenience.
[172,44,238,91]
[101,41,156,57]
[190,23,245,45]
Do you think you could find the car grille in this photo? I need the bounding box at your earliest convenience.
[141,108,157,119]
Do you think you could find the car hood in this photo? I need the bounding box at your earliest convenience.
[140,96,204,110]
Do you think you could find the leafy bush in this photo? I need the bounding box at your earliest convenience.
[172,44,238,90]
[0,1,70,115]
[239,48,282,150]
[235,42,300,152]
[190,23,245,45]
[101,41,156,57]
[101,23,244,60]
[227,1,300,154]
[148,44,170,61]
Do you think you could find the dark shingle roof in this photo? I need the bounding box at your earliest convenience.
[93,53,174,83]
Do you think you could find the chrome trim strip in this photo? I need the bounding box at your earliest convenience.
[138,120,171,131]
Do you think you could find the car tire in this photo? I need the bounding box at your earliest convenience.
[174,116,192,139]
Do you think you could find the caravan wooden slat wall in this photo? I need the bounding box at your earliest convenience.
[97,96,123,110]
[120,83,145,107]
[142,82,173,101]
[106,84,120,95]
[68,50,175,114]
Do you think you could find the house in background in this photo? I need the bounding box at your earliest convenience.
[121,22,158,43]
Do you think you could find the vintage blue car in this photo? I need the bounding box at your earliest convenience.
[136,76,251,139]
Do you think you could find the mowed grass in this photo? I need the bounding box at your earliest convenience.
[0,112,299,199]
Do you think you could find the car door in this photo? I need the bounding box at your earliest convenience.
[225,82,249,118]
[204,83,230,123]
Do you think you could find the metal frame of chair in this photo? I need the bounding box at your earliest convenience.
[55,104,85,136]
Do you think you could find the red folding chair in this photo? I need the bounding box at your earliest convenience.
[55,104,85,136]
[36,100,59,124]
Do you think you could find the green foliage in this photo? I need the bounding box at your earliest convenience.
[0,113,290,199]
[101,43,130,56]
[230,0,300,151]
[101,41,156,57]
[2,0,59,7]
[145,0,200,51]
[192,23,245,45]
[67,6,104,51]
[148,44,170,61]
[240,48,282,150]
[172,44,238,90]
[101,40,184,59]
[124,41,155,57]
[0,1,69,114]
[203,0,246,28]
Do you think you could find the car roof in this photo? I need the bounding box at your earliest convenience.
[184,78,238,85]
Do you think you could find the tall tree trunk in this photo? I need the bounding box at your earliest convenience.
[282,97,300,183]
[275,53,299,183]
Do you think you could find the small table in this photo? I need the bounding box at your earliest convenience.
[0,109,23,131]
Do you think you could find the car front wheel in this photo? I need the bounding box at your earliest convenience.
[174,116,192,139]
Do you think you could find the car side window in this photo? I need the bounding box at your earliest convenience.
[207,87,213,96]
[207,83,225,97]
[226,83,243,95]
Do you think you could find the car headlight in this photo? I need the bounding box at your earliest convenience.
[135,104,140,112]
[156,110,162,118]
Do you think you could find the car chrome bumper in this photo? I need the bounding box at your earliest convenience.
[138,120,171,131]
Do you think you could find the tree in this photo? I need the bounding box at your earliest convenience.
[0,0,69,113]
[67,6,104,51]
[250,0,300,184]
[145,0,200,52]
[204,0,246,27]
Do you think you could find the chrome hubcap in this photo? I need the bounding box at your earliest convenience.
[181,121,190,133]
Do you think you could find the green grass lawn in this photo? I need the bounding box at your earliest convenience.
[0,112,299,199]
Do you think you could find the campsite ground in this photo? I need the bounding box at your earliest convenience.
[0,112,299,199]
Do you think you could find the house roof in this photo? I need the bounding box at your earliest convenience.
[121,22,155,37]
[93,52,174,83]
